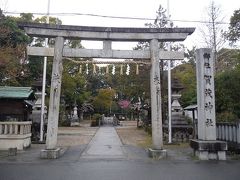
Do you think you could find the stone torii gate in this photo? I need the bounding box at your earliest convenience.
[19,23,194,158]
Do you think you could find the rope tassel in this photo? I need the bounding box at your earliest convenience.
[120,65,123,75]
[112,65,115,75]
[106,65,109,74]
[98,66,101,74]
[93,64,96,74]
[126,64,130,75]
[79,65,82,74]
[86,64,89,74]
[136,64,139,75]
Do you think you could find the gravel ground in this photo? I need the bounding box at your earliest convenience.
[57,120,151,148]
[116,121,152,147]
[57,121,98,147]
[116,121,194,160]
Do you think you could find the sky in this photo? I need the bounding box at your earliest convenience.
[1,0,240,49]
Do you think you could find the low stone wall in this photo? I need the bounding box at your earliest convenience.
[190,139,227,160]
[0,121,32,150]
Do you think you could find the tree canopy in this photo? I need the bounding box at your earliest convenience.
[215,66,240,122]
[227,8,240,45]
[0,14,29,47]
[0,11,30,86]
[172,62,196,108]
[93,88,115,114]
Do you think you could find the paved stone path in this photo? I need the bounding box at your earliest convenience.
[81,126,125,159]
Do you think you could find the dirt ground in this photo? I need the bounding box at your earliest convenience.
[57,120,151,148]
[57,120,98,147]
[57,120,192,156]
[116,121,152,148]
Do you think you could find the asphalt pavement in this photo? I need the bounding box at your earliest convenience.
[0,126,240,180]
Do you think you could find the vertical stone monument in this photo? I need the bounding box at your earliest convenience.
[190,48,227,160]
[70,106,80,126]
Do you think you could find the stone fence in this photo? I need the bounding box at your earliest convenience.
[0,121,32,150]
[216,122,240,149]
[102,116,119,126]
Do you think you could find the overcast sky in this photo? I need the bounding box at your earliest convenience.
[1,0,240,49]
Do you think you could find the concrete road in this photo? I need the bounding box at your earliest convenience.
[81,126,125,159]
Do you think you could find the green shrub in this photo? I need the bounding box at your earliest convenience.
[144,125,152,135]
[184,116,193,125]
[92,113,102,120]
[217,111,238,122]
[90,113,102,127]
[59,120,71,127]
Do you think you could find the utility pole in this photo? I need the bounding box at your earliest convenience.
[40,0,50,142]
[167,0,172,144]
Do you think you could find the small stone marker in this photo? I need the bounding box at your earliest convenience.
[71,106,80,126]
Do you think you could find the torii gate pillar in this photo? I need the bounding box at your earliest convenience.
[148,39,167,159]
[40,37,64,158]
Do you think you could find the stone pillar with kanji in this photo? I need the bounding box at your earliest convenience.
[40,37,64,159]
[148,39,167,159]
[190,48,227,160]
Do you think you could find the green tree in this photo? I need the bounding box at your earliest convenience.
[17,13,34,22]
[61,61,90,106]
[93,88,115,114]
[0,13,29,47]
[171,46,198,108]
[216,48,240,73]
[226,8,240,45]
[99,64,151,116]
[215,68,240,122]
[0,12,63,86]
[172,62,196,107]
[0,11,29,85]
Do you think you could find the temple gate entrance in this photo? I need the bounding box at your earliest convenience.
[19,23,194,158]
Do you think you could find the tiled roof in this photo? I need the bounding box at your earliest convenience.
[0,86,34,99]
[184,104,197,110]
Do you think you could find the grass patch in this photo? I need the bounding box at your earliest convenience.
[190,154,199,160]
[227,151,240,160]
[137,135,152,148]
[163,142,190,149]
